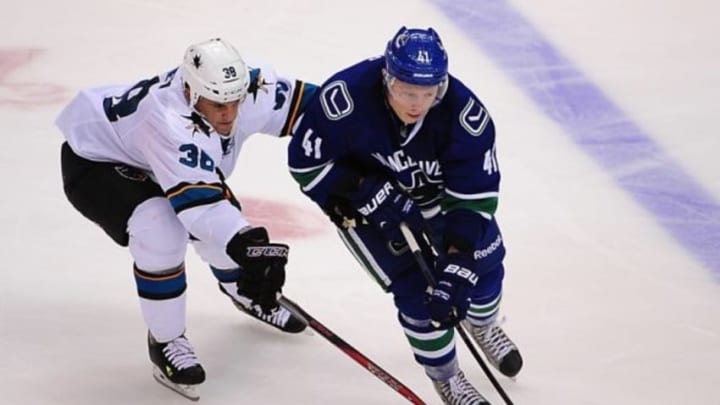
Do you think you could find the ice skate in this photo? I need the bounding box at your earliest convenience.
[432,370,490,405]
[464,319,523,378]
[148,332,205,401]
[219,284,308,333]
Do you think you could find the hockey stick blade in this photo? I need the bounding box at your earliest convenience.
[399,223,515,405]
[278,296,427,405]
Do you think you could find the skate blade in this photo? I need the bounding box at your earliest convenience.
[152,367,200,401]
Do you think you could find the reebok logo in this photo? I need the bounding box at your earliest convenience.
[474,234,503,260]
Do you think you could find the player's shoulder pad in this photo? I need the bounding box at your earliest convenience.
[148,91,198,141]
[444,75,492,137]
[319,79,354,121]
[246,64,281,105]
[158,87,213,141]
[316,58,381,122]
[243,63,290,109]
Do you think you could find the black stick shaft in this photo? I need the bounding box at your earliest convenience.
[399,224,514,405]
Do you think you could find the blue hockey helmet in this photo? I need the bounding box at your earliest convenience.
[384,26,448,86]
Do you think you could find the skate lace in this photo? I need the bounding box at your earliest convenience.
[163,336,200,371]
[232,292,291,327]
[255,306,291,327]
[437,371,484,405]
[475,318,515,363]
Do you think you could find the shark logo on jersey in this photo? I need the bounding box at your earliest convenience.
[247,69,272,102]
[182,112,212,137]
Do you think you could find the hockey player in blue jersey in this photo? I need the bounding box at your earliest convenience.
[288,27,523,404]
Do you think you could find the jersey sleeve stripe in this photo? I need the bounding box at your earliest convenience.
[280,80,318,136]
[442,193,498,218]
[289,162,334,191]
[166,182,225,213]
[444,188,499,200]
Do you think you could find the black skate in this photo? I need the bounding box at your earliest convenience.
[219,284,308,334]
[464,319,523,378]
[148,332,205,401]
[432,370,490,405]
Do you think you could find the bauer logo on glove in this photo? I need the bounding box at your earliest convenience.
[357,182,395,216]
[442,263,479,286]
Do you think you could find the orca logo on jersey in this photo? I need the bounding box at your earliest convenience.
[320,80,353,120]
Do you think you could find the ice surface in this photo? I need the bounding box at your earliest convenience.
[1,1,718,404]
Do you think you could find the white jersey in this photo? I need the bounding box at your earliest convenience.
[56,64,310,249]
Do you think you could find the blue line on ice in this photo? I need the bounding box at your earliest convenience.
[433,0,720,278]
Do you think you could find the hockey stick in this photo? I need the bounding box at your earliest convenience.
[399,223,514,405]
[277,296,427,405]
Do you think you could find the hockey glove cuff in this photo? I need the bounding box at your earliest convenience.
[427,253,478,329]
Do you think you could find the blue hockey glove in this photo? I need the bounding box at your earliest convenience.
[427,254,478,329]
[349,176,424,242]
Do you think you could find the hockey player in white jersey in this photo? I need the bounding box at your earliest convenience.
[56,38,317,400]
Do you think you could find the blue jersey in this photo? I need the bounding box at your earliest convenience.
[288,57,501,252]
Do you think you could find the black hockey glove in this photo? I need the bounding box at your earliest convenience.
[427,253,478,329]
[349,176,424,242]
[323,195,364,229]
[226,227,288,314]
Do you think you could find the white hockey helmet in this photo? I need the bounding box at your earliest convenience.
[181,38,250,106]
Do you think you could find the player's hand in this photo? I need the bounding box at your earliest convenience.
[427,254,477,329]
[323,195,364,229]
[349,176,424,242]
[226,227,288,314]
